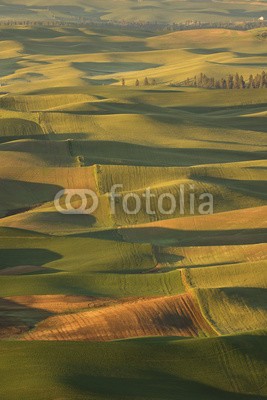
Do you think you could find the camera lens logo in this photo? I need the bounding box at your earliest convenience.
[54,189,99,215]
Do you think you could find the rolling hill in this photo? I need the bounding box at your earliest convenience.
[0,19,266,400]
[0,0,267,23]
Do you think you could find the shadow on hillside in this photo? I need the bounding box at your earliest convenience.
[0,248,62,269]
[234,52,267,58]
[0,134,92,143]
[142,89,184,93]
[23,211,97,230]
[217,62,267,68]
[218,287,267,312]
[63,369,267,400]
[22,34,150,56]
[0,297,53,339]
[73,61,161,75]
[187,47,229,54]
[194,138,264,147]
[0,135,47,144]
[0,118,44,136]
[83,78,118,86]
[151,108,267,134]
[49,98,172,115]
[221,116,267,133]
[193,176,267,200]
[0,179,63,215]
[70,140,264,166]
[0,58,24,79]
[155,251,184,264]
[122,227,267,247]
[79,227,267,247]
[169,102,267,115]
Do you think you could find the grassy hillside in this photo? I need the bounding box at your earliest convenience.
[0,332,266,399]
[0,23,266,400]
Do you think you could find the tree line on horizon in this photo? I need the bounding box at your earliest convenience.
[121,77,157,86]
[0,18,266,34]
[179,71,267,89]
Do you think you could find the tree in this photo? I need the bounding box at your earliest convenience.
[221,78,227,89]
[248,74,255,89]
[240,75,246,89]
[227,74,234,89]
[177,71,267,90]
[255,74,261,88]
[210,77,215,88]
[202,74,209,88]
[144,77,149,86]
[185,78,190,86]
[262,71,267,88]
[234,73,240,89]
[198,73,204,87]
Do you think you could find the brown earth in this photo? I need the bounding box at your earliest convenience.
[2,295,127,313]
[21,292,216,341]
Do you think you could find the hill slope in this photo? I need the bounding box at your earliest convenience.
[0,24,266,400]
[0,0,267,23]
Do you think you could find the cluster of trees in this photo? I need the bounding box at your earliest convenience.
[122,77,157,87]
[102,19,266,33]
[0,20,72,27]
[180,72,267,89]
[0,19,266,33]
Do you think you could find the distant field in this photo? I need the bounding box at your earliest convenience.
[0,0,267,23]
[0,21,266,400]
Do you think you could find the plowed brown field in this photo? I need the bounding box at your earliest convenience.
[21,293,216,341]
[3,295,125,313]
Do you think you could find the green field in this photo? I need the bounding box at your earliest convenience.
[1,333,267,400]
[0,5,267,399]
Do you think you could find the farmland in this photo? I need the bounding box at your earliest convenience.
[0,0,267,24]
[0,6,267,399]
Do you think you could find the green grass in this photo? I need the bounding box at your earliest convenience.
[0,23,266,400]
[0,332,266,400]
[0,269,183,297]
[196,286,267,334]
[0,228,184,297]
